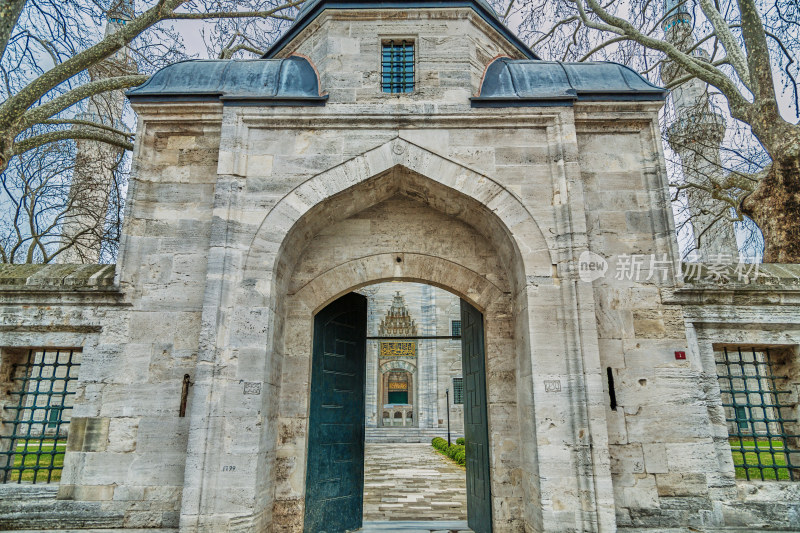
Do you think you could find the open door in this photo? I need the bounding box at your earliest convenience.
[460,299,492,533]
[304,292,367,533]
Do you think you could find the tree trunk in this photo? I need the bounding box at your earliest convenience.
[0,0,26,61]
[742,156,800,263]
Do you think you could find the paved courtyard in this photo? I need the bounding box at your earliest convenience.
[363,443,467,521]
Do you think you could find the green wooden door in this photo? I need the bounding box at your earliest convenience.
[460,299,492,533]
[304,292,367,533]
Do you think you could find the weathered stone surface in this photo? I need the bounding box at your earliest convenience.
[0,3,798,533]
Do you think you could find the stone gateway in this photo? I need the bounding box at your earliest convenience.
[0,0,798,532]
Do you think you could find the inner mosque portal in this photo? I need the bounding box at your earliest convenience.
[359,283,469,525]
[362,283,465,440]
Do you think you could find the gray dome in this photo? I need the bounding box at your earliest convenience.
[472,58,667,106]
[126,56,327,105]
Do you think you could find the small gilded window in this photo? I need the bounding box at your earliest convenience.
[381,40,414,93]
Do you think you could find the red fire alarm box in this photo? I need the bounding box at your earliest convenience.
[675,351,686,360]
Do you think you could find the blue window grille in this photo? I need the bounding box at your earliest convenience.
[381,40,414,93]
[717,347,799,481]
[451,320,461,337]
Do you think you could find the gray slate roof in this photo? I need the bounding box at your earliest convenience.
[125,28,665,107]
[126,56,327,105]
[262,0,539,60]
[472,58,667,106]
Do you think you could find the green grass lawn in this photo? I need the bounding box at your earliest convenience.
[729,438,793,480]
[5,439,67,483]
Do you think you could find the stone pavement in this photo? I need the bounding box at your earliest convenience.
[363,443,467,522]
[359,521,470,532]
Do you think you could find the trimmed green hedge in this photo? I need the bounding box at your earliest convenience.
[447,444,465,465]
[431,438,465,466]
[456,437,465,446]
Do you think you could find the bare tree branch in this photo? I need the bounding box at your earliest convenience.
[697,0,752,87]
[0,0,26,61]
[13,129,134,156]
[41,118,134,139]
[17,74,149,133]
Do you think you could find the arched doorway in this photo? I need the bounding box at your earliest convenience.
[181,140,613,533]
[304,291,491,533]
[378,359,417,428]
[267,163,533,531]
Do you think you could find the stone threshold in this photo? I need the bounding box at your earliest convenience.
[356,520,472,532]
[620,529,795,532]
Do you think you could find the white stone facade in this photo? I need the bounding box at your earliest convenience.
[0,3,798,533]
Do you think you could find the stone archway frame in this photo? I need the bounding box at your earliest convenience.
[278,253,520,529]
[379,358,417,375]
[180,137,615,533]
[242,137,554,295]
[294,253,507,315]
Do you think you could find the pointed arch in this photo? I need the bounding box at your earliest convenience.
[243,138,553,298]
[380,359,417,374]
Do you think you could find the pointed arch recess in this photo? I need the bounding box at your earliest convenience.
[380,359,417,375]
[243,138,553,297]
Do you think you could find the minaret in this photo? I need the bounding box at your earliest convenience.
[58,1,136,263]
[661,0,739,260]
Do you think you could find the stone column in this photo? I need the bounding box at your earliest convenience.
[364,292,379,428]
[417,284,438,429]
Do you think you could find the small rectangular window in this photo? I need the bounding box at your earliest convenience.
[734,406,749,430]
[381,40,414,93]
[452,377,464,405]
[451,320,461,337]
[716,347,799,481]
[0,349,80,484]
[47,406,62,429]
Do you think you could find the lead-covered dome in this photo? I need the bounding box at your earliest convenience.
[472,58,667,106]
[126,55,327,105]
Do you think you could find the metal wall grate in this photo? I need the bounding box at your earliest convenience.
[0,349,80,483]
[716,347,798,481]
[451,320,461,337]
[452,377,464,405]
[381,40,414,93]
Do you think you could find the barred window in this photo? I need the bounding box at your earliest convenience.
[0,349,80,484]
[381,40,414,93]
[452,377,464,405]
[451,320,461,337]
[716,347,798,481]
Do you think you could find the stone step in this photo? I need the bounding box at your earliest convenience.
[2,531,177,533]
[365,428,463,443]
[356,520,472,532]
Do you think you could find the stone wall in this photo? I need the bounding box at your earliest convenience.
[0,264,181,529]
[276,9,526,104]
[0,6,798,533]
[0,105,222,530]
[663,263,800,531]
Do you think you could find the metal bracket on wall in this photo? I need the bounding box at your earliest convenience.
[179,374,194,418]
